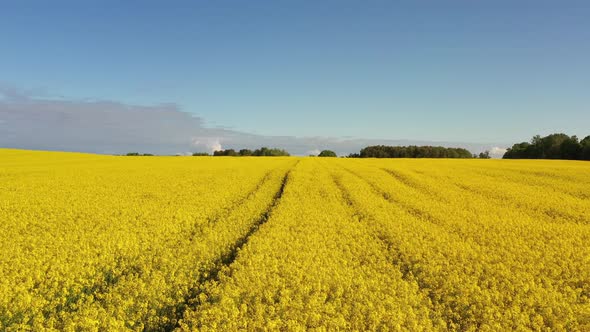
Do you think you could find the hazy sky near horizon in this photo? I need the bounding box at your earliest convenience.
[1,1,589,154]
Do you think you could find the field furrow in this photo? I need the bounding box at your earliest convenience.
[1,149,590,331]
[173,162,296,330]
[331,162,586,330]
[178,160,437,331]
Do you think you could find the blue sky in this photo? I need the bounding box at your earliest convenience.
[1,1,589,155]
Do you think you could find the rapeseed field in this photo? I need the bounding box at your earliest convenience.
[1,149,589,331]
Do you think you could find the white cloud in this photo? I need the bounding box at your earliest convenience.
[192,137,222,153]
[307,149,321,156]
[489,146,508,158]
[0,87,235,155]
[0,85,508,156]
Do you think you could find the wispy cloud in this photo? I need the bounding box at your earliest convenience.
[0,87,234,155]
[0,86,507,156]
[489,146,508,158]
[191,137,223,153]
[307,149,321,156]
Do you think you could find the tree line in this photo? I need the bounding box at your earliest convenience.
[126,146,487,158]
[208,147,290,157]
[124,152,154,156]
[348,145,475,158]
[503,133,590,160]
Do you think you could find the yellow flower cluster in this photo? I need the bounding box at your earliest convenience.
[0,149,295,330]
[1,149,589,331]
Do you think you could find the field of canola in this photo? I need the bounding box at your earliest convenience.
[1,148,589,331]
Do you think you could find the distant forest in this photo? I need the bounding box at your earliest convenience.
[129,134,590,160]
[503,133,590,160]
[348,145,475,158]
[210,147,290,157]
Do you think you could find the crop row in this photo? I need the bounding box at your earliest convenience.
[1,149,589,331]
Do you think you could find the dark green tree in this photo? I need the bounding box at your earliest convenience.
[213,149,238,156]
[560,135,582,160]
[358,145,473,158]
[503,133,587,160]
[213,147,289,157]
[318,150,337,157]
[252,147,290,156]
[581,136,590,160]
[478,151,491,159]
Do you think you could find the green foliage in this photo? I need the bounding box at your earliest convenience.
[192,152,209,156]
[478,151,491,159]
[582,136,590,160]
[318,150,337,157]
[213,149,238,156]
[353,145,473,158]
[125,152,153,156]
[503,133,590,160]
[213,147,290,157]
[252,147,290,156]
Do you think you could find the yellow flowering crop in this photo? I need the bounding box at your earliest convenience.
[1,149,589,331]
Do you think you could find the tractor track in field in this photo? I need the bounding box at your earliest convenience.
[336,165,590,330]
[337,165,507,248]
[331,174,370,222]
[170,161,298,331]
[448,178,590,225]
[331,171,422,283]
[45,169,285,329]
[338,166,444,227]
[186,169,275,242]
[332,166,488,329]
[329,171,446,327]
[381,165,589,225]
[384,164,589,225]
[379,167,458,204]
